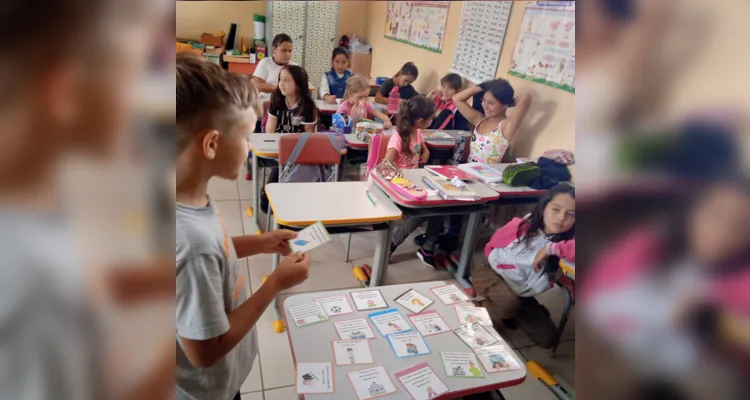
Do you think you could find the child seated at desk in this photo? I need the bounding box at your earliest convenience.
[260,64,319,213]
[374,62,420,105]
[337,74,392,129]
[472,183,575,349]
[385,96,448,266]
[427,72,463,130]
[319,46,352,104]
[252,33,297,94]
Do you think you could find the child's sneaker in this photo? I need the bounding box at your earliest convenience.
[413,233,427,247]
[416,248,436,269]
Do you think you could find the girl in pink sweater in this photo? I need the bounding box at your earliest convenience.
[472,183,575,348]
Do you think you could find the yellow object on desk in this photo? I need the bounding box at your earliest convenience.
[559,259,575,279]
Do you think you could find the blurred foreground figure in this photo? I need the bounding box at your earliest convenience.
[0,1,173,399]
[577,0,750,398]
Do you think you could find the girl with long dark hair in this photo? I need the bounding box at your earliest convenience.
[473,183,576,348]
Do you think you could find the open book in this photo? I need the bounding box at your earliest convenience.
[421,176,480,201]
[457,163,505,184]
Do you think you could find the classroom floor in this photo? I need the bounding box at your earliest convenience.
[209,176,575,400]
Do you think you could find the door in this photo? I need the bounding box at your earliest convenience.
[302,0,340,89]
[270,0,307,66]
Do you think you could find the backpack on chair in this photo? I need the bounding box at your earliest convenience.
[278,133,343,183]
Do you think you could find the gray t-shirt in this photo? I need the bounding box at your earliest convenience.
[176,200,257,400]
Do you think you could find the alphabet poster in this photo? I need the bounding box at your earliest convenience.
[508,1,576,93]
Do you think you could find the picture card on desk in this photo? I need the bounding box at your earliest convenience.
[348,366,398,400]
[394,288,434,314]
[408,310,450,336]
[368,308,412,337]
[394,362,450,400]
[454,303,493,326]
[351,289,388,311]
[332,339,374,365]
[334,317,376,340]
[440,351,485,378]
[454,322,500,350]
[315,294,354,317]
[296,362,334,394]
[431,284,470,305]
[386,331,431,358]
[288,301,329,327]
[474,345,522,373]
[289,221,332,253]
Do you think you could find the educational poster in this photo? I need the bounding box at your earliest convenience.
[394,363,449,400]
[368,308,413,337]
[295,362,334,394]
[288,302,329,327]
[334,317,377,340]
[450,1,513,84]
[351,289,388,311]
[289,221,332,253]
[385,1,449,53]
[453,322,500,350]
[454,304,493,327]
[508,1,576,93]
[431,284,470,305]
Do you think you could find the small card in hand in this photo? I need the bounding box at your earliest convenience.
[290,221,332,253]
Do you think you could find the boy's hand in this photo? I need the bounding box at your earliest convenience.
[268,252,310,291]
[261,229,297,256]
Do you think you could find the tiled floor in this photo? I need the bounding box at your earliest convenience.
[210,175,575,400]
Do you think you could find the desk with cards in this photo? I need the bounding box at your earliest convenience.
[284,281,526,399]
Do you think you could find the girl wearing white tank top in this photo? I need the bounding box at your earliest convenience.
[453,79,531,164]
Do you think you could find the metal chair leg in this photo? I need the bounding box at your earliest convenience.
[266,210,273,234]
[551,286,573,357]
[345,233,352,262]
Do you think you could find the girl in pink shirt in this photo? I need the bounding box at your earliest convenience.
[336,75,392,128]
[385,95,434,169]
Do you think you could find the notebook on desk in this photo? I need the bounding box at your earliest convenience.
[421,176,480,201]
[424,165,477,181]
[457,163,504,184]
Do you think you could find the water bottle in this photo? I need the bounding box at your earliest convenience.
[387,86,400,114]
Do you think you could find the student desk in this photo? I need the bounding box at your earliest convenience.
[283,281,526,399]
[343,134,457,151]
[371,169,499,291]
[315,99,339,115]
[265,181,403,332]
[248,134,348,228]
[486,163,547,198]
[559,259,575,281]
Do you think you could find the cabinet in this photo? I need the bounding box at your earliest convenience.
[268,0,340,94]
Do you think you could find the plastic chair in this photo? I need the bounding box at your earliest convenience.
[265,133,342,230]
[345,134,392,262]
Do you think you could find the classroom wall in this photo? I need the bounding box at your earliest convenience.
[363,1,575,161]
[176,1,267,44]
[176,1,359,49]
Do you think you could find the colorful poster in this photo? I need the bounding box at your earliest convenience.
[394,363,449,400]
[385,1,449,53]
[450,1,513,84]
[348,366,398,400]
[295,362,334,394]
[508,1,576,93]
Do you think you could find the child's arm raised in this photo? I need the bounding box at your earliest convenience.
[502,92,532,141]
[178,252,310,369]
[453,85,485,127]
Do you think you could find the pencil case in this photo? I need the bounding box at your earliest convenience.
[389,177,428,201]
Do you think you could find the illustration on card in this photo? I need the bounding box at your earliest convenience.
[302,373,318,386]
[369,382,386,396]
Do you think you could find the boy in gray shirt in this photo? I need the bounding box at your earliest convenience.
[176,54,311,400]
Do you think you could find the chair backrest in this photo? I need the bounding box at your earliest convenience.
[279,134,341,165]
[364,134,392,178]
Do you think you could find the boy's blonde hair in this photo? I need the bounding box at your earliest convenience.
[342,74,370,101]
[176,53,262,150]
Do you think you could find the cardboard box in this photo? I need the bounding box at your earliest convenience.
[201,32,224,47]
[350,52,372,77]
